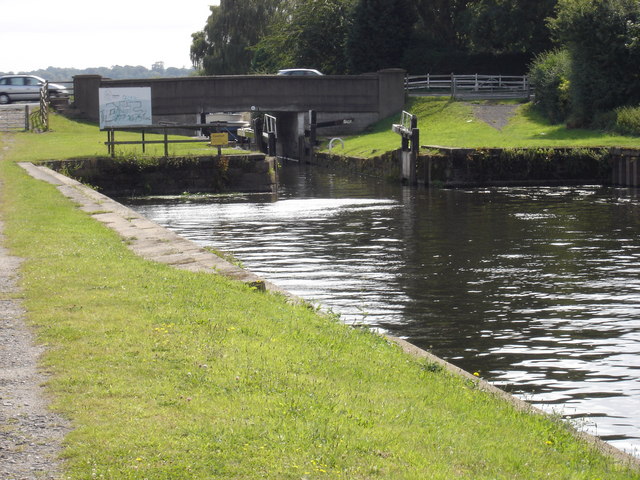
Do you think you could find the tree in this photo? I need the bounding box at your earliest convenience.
[548,0,640,124]
[151,61,165,74]
[345,0,416,73]
[404,0,557,74]
[412,0,466,49]
[190,0,287,75]
[462,0,556,55]
[528,48,572,123]
[253,0,356,74]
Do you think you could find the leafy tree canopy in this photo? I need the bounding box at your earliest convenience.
[345,0,415,73]
[253,0,356,75]
[190,0,287,75]
[548,0,640,124]
[190,0,560,75]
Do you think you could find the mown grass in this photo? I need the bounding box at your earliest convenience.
[325,97,640,158]
[5,114,237,162]
[1,116,640,478]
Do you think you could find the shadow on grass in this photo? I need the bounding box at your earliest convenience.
[518,104,633,144]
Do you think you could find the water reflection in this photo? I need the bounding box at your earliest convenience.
[125,164,640,457]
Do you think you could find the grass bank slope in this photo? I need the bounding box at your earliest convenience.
[328,97,640,158]
[1,123,639,478]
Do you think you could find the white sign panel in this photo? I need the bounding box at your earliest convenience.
[99,87,152,129]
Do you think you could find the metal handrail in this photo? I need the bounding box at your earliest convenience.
[263,114,277,136]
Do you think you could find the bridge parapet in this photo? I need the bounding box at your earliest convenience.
[74,70,405,124]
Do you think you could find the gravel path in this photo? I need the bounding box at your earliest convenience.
[0,160,69,478]
[469,102,519,130]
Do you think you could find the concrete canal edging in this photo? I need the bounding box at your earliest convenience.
[17,163,290,298]
[315,146,640,188]
[17,162,640,470]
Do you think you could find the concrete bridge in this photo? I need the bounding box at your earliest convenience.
[73,70,406,159]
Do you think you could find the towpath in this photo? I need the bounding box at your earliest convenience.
[0,179,69,478]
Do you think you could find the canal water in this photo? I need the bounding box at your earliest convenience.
[124,164,640,457]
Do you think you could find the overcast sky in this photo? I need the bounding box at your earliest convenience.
[1,0,220,72]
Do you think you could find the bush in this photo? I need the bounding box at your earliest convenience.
[614,106,640,136]
[549,0,640,125]
[528,49,571,124]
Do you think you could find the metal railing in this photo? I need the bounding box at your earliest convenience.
[263,114,277,136]
[406,74,531,99]
[397,110,416,132]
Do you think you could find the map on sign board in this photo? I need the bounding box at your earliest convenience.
[99,87,152,129]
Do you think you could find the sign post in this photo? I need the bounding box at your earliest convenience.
[210,132,229,159]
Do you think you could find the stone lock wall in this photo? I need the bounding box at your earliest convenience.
[45,154,277,197]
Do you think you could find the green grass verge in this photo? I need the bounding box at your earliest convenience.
[5,114,239,163]
[2,124,640,478]
[324,97,640,158]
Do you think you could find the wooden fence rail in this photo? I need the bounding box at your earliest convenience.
[406,74,531,100]
[0,105,32,132]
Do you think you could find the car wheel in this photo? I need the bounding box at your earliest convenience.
[0,94,10,104]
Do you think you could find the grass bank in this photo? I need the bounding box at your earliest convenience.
[325,97,640,158]
[1,118,640,478]
[5,114,236,162]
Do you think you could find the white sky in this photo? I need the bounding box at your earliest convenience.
[0,0,220,72]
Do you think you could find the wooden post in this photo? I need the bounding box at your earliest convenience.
[24,105,29,131]
[164,131,169,157]
[254,117,264,154]
[309,110,317,146]
[308,110,317,163]
[108,129,115,158]
[267,132,276,156]
[142,131,146,153]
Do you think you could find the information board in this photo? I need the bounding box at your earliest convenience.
[99,87,152,129]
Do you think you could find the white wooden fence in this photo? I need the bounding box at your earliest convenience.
[405,74,531,99]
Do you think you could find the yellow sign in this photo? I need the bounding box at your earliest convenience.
[210,133,228,146]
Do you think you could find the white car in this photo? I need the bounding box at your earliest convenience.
[277,68,323,76]
[0,75,69,104]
